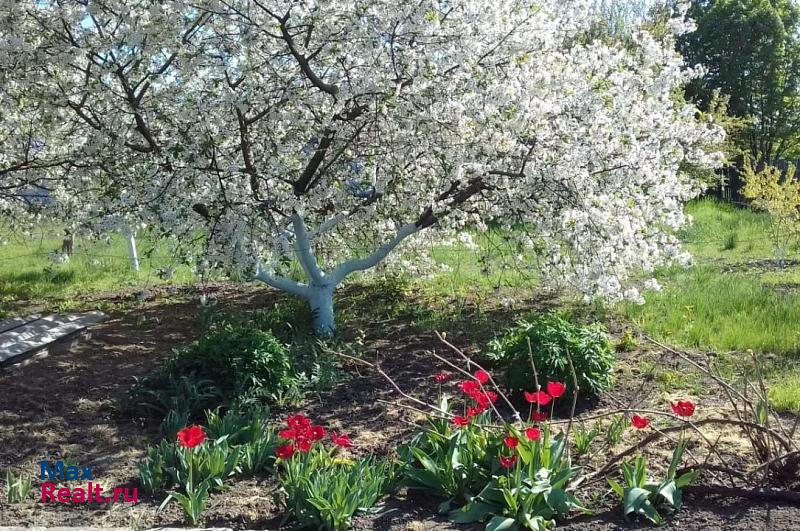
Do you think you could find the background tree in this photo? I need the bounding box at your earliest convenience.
[742,156,800,265]
[681,0,800,164]
[1,0,723,334]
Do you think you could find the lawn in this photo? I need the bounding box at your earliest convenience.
[0,226,194,316]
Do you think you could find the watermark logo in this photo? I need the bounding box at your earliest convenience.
[39,460,138,504]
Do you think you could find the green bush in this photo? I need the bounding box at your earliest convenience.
[129,325,296,419]
[486,313,615,397]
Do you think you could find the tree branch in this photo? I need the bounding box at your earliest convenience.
[329,223,418,283]
[252,261,310,298]
[272,12,338,96]
[290,212,326,284]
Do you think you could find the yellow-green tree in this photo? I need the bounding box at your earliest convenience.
[742,158,800,265]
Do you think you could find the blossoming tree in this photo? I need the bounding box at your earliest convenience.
[1,0,723,333]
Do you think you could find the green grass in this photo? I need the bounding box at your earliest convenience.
[622,265,800,355]
[621,199,800,355]
[0,227,194,315]
[619,198,800,414]
[769,371,800,415]
[426,228,539,294]
[679,198,777,261]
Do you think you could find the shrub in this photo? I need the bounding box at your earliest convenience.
[487,313,615,397]
[247,300,315,342]
[742,157,800,265]
[129,325,296,420]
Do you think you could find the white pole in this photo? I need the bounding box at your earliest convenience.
[125,227,140,272]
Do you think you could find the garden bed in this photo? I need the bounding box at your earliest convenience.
[0,283,798,529]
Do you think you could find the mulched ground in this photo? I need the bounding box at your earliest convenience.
[1,283,798,529]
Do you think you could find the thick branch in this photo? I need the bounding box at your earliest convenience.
[293,131,334,195]
[253,261,310,298]
[416,176,490,229]
[278,19,339,96]
[329,223,418,284]
[235,108,261,200]
[290,212,326,285]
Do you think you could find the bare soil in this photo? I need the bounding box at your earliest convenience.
[0,283,798,529]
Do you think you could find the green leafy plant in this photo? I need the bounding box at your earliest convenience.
[160,408,191,440]
[128,325,297,420]
[138,440,177,496]
[607,444,700,525]
[487,313,615,397]
[5,468,32,504]
[165,480,211,526]
[615,329,638,352]
[399,397,497,505]
[572,423,601,456]
[280,450,393,531]
[274,413,393,531]
[141,435,240,501]
[450,427,585,530]
[129,373,221,421]
[605,415,627,447]
[157,425,238,526]
[141,406,277,502]
[206,405,278,474]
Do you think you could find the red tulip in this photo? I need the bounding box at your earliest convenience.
[452,415,470,427]
[631,415,649,429]
[310,425,326,441]
[177,425,206,449]
[466,406,484,418]
[279,428,297,440]
[287,414,311,429]
[331,432,354,448]
[433,372,450,383]
[524,390,551,406]
[524,427,541,441]
[459,380,481,397]
[671,400,695,418]
[530,411,549,422]
[275,444,295,459]
[546,381,567,398]
[474,369,491,385]
[503,435,519,449]
[499,455,517,469]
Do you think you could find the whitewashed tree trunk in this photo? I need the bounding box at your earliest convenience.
[253,212,418,335]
